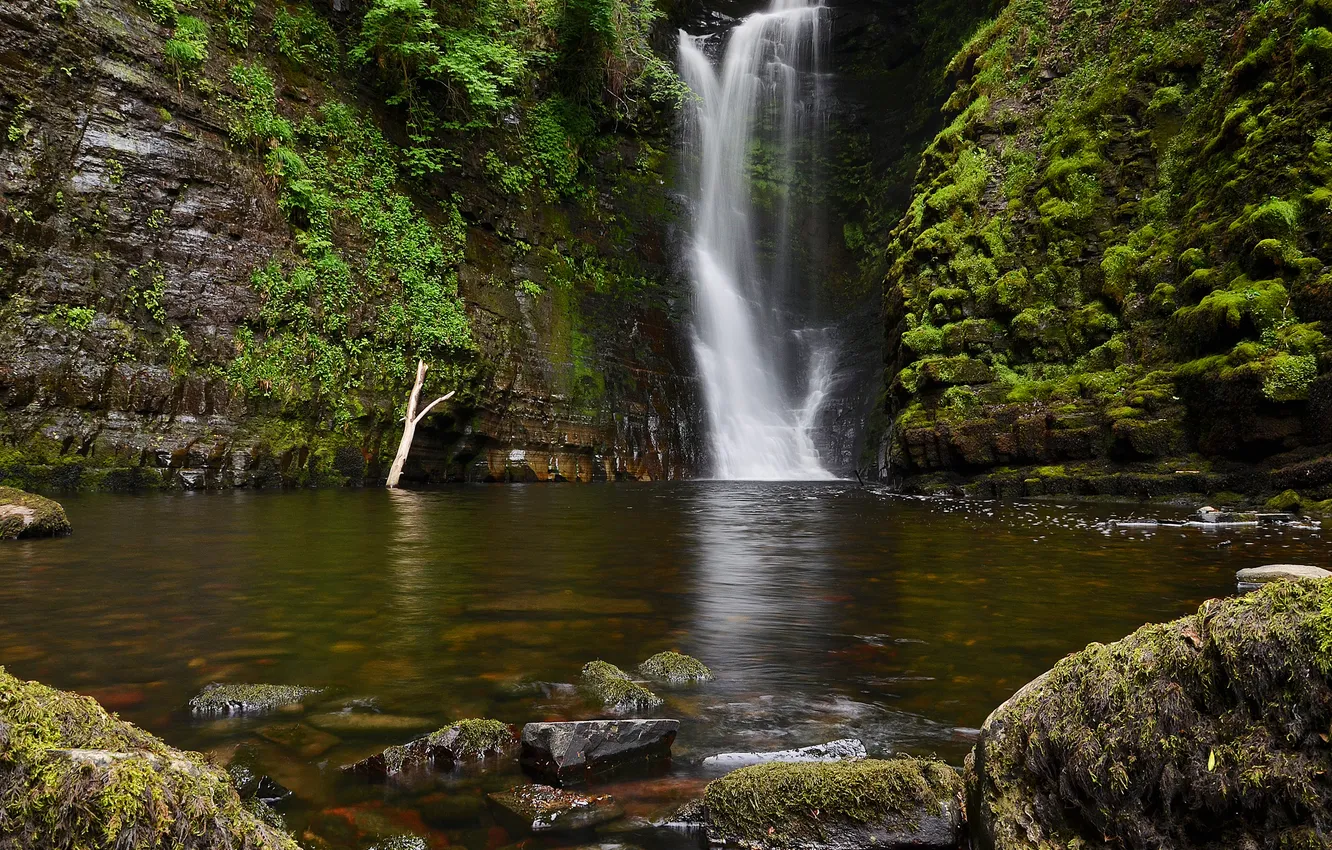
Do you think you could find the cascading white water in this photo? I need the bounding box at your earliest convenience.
[679,0,835,481]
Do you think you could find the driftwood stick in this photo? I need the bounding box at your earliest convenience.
[386,360,429,489]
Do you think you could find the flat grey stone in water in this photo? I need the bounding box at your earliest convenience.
[1236,564,1331,589]
[488,784,624,832]
[701,738,867,769]
[521,719,678,782]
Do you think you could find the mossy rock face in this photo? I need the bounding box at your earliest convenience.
[966,579,1332,849]
[0,666,297,848]
[579,661,662,713]
[188,683,322,716]
[638,651,713,684]
[0,486,71,540]
[343,718,517,778]
[704,758,963,850]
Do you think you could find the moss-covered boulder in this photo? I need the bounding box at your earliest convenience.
[342,718,517,778]
[639,651,713,684]
[579,661,662,713]
[967,579,1332,849]
[188,683,322,716]
[704,758,963,850]
[0,666,296,848]
[0,487,71,540]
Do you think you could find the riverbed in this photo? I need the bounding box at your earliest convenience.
[1,483,1324,848]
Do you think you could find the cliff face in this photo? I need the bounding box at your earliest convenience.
[0,0,701,489]
[876,0,1332,502]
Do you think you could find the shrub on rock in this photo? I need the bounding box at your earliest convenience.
[0,487,71,540]
[967,578,1332,849]
[0,666,296,848]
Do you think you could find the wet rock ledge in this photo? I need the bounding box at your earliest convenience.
[0,486,71,540]
[0,666,294,848]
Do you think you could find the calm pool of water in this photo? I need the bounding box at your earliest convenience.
[1,483,1325,848]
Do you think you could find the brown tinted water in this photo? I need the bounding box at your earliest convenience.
[1,483,1326,849]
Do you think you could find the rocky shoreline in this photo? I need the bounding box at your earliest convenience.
[5,577,1332,848]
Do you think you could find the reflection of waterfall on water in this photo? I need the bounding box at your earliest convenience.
[679,0,835,481]
[687,483,835,690]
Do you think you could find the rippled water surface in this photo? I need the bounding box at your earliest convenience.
[2,484,1326,848]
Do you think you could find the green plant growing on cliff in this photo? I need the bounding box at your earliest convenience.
[137,0,178,27]
[49,305,95,331]
[165,16,209,91]
[273,4,340,73]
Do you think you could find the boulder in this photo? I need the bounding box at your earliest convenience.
[1236,564,1331,589]
[638,651,713,684]
[0,666,297,848]
[966,578,1332,849]
[189,683,322,716]
[488,784,624,832]
[0,487,71,540]
[704,758,963,850]
[701,738,867,769]
[579,661,662,713]
[343,718,518,778]
[521,719,678,783]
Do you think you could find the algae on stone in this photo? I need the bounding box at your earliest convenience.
[967,578,1332,849]
[638,651,713,684]
[0,666,297,849]
[704,758,962,846]
[344,718,517,777]
[188,682,321,715]
[0,486,71,540]
[580,660,663,712]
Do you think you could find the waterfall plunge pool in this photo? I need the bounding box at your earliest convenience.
[1,483,1323,848]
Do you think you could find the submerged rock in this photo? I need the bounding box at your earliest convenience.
[1236,564,1331,589]
[189,683,322,716]
[638,651,713,684]
[967,578,1332,849]
[258,722,341,758]
[580,661,663,713]
[0,487,71,540]
[521,719,679,783]
[0,666,297,848]
[704,758,963,850]
[488,784,624,832]
[343,718,518,778]
[701,738,867,769]
[307,711,434,734]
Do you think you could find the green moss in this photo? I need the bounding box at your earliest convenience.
[970,580,1332,847]
[579,660,662,712]
[0,667,296,848]
[1265,489,1303,511]
[638,651,713,684]
[1262,352,1319,401]
[188,683,321,716]
[436,718,514,758]
[0,486,72,540]
[704,758,961,844]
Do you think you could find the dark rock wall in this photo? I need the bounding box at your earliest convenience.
[0,0,702,489]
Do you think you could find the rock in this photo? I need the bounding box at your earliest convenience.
[966,580,1332,849]
[704,758,963,850]
[0,487,71,539]
[580,661,662,713]
[189,683,322,716]
[307,711,435,734]
[1236,564,1331,590]
[701,738,867,769]
[488,784,625,832]
[653,798,708,829]
[0,666,297,847]
[258,722,341,758]
[342,718,518,778]
[1192,506,1259,525]
[638,651,713,684]
[520,719,679,783]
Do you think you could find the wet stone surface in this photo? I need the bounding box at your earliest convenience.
[488,784,625,832]
[522,720,680,784]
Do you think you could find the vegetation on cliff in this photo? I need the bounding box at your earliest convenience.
[878,0,1332,494]
[967,578,1332,848]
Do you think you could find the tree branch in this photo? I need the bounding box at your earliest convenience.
[411,390,455,426]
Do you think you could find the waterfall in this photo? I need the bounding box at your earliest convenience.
[679,0,835,481]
